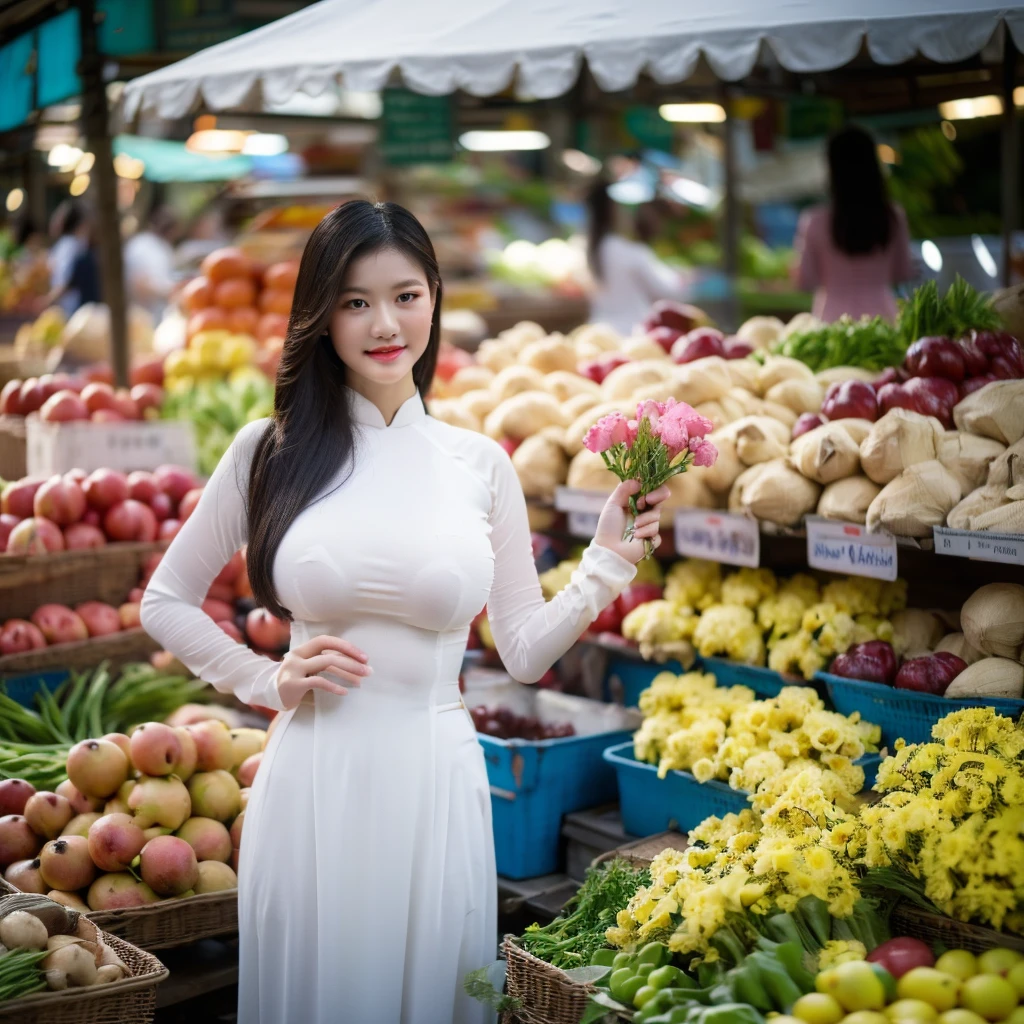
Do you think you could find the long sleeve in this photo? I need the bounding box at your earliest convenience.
[140,418,286,711]
[485,446,636,683]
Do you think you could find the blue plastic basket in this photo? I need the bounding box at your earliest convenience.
[817,672,1024,747]
[604,741,883,839]
[1,670,68,708]
[604,653,688,707]
[699,658,808,699]
[480,727,632,879]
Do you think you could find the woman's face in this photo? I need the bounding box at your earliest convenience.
[329,248,434,388]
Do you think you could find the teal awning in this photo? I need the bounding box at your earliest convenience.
[113,134,252,182]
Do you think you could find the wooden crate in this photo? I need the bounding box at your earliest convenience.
[0,628,160,676]
[89,889,238,951]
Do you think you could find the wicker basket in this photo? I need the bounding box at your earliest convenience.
[891,904,1024,955]
[0,628,161,677]
[0,415,27,481]
[0,931,167,1024]
[0,541,167,621]
[88,888,238,951]
[503,935,595,1024]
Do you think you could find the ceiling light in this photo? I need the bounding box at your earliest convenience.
[48,144,83,170]
[921,240,943,273]
[69,174,90,197]
[5,189,24,212]
[938,95,1002,120]
[242,133,289,156]
[562,149,602,175]
[972,234,998,278]
[659,103,726,123]
[458,130,550,152]
[186,129,249,154]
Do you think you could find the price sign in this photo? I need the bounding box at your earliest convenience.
[674,510,760,567]
[934,527,1024,566]
[806,517,898,581]
[554,487,608,538]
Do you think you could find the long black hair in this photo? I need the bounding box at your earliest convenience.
[586,178,614,280]
[828,125,894,256]
[246,200,441,619]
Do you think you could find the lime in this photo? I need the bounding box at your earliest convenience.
[826,961,888,1012]
[1007,963,1024,1000]
[793,993,845,1024]
[897,968,961,1012]
[935,952,978,983]
[959,975,1019,1021]
[977,950,1023,978]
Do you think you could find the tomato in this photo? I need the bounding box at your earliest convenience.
[256,312,289,342]
[214,276,257,309]
[263,261,299,291]
[180,276,215,314]
[201,247,249,283]
[226,306,259,337]
[187,308,228,339]
[616,583,663,618]
[259,288,293,316]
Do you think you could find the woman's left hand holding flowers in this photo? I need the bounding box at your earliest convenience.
[594,480,671,564]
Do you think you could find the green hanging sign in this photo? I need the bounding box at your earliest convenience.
[785,97,844,140]
[623,106,675,153]
[380,89,454,165]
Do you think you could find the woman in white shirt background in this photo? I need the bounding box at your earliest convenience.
[586,177,691,336]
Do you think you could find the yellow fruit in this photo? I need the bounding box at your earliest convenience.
[959,975,1019,1022]
[842,1013,890,1024]
[794,994,845,1024]
[163,349,200,379]
[898,969,961,1012]
[1007,963,1024,1000]
[978,950,1024,978]
[936,952,978,982]
[825,962,887,1012]
[886,1000,938,1022]
[817,968,837,995]
[223,334,255,369]
[771,1017,806,1024]
[1002,1008,1024,1024]
[937,1010,988,1024]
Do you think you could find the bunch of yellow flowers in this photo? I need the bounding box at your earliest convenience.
[606,767,866,957]
[633,670,880,807]
[852,707,1024,934]
[649,561,903,679]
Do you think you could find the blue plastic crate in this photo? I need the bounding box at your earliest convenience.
[817,672,1024,747]
[700,658,807,699]
[480,727,632,879]
[604,741,883,839]
[604,653,687,707]
[1,670,68,708]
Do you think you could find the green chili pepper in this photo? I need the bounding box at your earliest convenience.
[772,941,817,993]
[745,951,804,1012]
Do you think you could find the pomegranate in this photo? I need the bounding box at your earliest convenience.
[186,720,235,772]
[80,382,117,415]
[39,389,89,423]
[30,604,88,645]
[140,835,198,896]
[173,727,198,783]
[55,780,103,815]
[6,517,65,555]
[104,500,158,542]
[38,835,97,890]
[153,465,196,503]
[75,601,122,637]
[178,488,203,522]
[194,860,237,893]
[23,791,73,839]
[87,872,159,910]
[176,817,232,863]
[237,752,261,788]
[48,889,89,912]
[127,775,191,830]
[130,722,182,777]
[119,603,142,629]
[0,620,47,654]
[4,857,47,893]
[245,608,290,651]
[1,477,44,519]
[149,491,173,522]
[187,770,241,822]
[0,513,20,551]
[130,384,163,414]
[63,522,107,550]
[87,813,145,872]
[0,780,35,816]
[83,469,130,512]
[62,811,102,838]
[0,815,42,867]
[66,738,130,798]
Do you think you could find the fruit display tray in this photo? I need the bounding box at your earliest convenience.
[88,888,238,951]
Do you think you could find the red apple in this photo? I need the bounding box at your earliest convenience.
[177,488,203,523]
[245,608,290,652]
[112,390,140,421]
[158,519,181,541]
[1,478,44,519]
[616,583,664,618]
[81,508,101,528]
[33,476,86,527]
[30,604,88,645]
[63,522,107,550]
[0,380,23,416]
[149,492,173,522]
[6,518,65,555]
[104,500,158,543]
[217,621,244,643]
[153,466,196,504]
[75,602,122,637]
[18,379,46,415]
[671,327,725,364]
[119,603,141,629]
[83,469,130,512]
[127,472,159,504]
[130,356,164,388]
[0,514,20,552]
[80,382,117,415]
[83,365,114,386]
[64,469,88,487]
[39,390,89,423]
[0,620,46,654]
[129,384,163,414]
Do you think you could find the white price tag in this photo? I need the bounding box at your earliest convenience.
[806,517,898,581]
[934,527,1024,566]
[554,487,609,538]
[674,510,760,567]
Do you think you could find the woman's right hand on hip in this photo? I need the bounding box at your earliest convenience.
[275,635,372,709]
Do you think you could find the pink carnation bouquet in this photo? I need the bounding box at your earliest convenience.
[583,398,718,559]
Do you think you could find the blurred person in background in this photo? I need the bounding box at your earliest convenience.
[125,204,179,319]
[793,125,913,322]
[175,205,230,272]
[48,200,87,318]
[586,177,690,336]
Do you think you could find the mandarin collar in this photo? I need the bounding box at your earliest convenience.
[345,386,426,429]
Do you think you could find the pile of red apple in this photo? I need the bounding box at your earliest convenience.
[0,718,266,909]
[0,366,165,424]
[0,599,146,656]
[0,464,202,555]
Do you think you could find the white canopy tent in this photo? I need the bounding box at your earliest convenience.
[124,0,1024,119]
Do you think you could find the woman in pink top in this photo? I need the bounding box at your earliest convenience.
[794,126,914,322]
